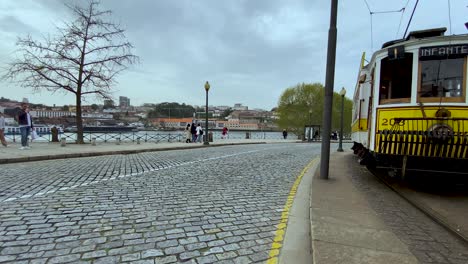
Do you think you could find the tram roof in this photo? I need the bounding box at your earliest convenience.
[363,30,468,69]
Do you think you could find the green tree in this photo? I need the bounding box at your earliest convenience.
[91,104,99,111]
[147,102,195,118]
[103,100,115,109]
[276,83,352,136]
[220,108,233,119]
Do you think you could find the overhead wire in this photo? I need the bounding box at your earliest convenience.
[363,0,372,13]
[372,9,404,14]
[396,0,411,38]
[363,0,409,51]
[363,0,373,51]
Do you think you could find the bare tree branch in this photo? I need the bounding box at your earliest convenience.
[2,0,139,144]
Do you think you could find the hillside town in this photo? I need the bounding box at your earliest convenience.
[0,96,279,132]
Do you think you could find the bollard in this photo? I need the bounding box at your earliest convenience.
[116,138,121,145]
[60,137,66,147]
[91,137,96,146]
[137,137,141,144]
[51,127,59,142]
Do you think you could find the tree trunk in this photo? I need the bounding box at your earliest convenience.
[76,93,84,144]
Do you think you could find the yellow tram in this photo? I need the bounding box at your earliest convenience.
[351,28,468,177]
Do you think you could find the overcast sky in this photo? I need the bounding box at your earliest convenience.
[0,0,466,110]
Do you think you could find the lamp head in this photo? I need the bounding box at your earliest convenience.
[205,81,210,91]
[340,87,346,96]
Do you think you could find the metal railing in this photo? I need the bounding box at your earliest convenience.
[4,132,186,143]
[376,117,468,159]
[4,131,292,143]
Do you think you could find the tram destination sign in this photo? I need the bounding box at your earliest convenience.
[419,44,468,60]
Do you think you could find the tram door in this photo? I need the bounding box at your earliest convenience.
[367,68,375,149]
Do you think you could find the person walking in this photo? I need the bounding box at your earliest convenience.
[185,123,191,143]
[0,112,7,147]
[221,127,228,139]
[196,124,203,143]
[314,130,319,141]
[191,123,197,143]
[282,129,288,139]
[17,103,33,150]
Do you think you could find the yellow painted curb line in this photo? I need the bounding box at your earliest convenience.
[266,157,319,264]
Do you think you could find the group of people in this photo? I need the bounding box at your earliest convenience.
[330,131,339,140]
[185,123,204,143]
[184,124,229,143]
[0,102,34,149]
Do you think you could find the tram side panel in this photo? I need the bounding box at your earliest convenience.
[351,72,372,162]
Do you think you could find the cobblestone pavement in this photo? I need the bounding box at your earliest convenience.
[347,154,468,264]
[0,143,321,263]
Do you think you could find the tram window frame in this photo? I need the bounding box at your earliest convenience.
[378,53,413,105]
[417,57,467,103]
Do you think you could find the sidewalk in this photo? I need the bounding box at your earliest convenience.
[310,152,418,264]
[0,139,300,164]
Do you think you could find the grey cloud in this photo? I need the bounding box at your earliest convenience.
[0,15,38,33]
[1,0,466,109]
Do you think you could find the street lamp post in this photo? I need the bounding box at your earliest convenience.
[320,0,338,180]
[337,87,346,152]
[308,110,312,142]
[204,81,210,146]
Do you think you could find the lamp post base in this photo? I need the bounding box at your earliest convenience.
[203,142,209,146]
[337,147,344,152]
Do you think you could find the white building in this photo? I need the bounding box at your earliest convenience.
[103,109,122,113]
[233,103,248,111]
[82,113,113,119]
[119,96,130,108]
[30,110,75,118]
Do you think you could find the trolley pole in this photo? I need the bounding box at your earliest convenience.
[320,0,338,180]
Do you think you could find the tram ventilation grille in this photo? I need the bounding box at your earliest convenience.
[376,117,468,159]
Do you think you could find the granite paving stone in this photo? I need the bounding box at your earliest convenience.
[0,144,324,263]
[347,153,468,264]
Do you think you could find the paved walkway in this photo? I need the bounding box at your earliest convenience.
[310,152,418,264]
[384,176,468,242]
[0,142,321,263]
[7,140,461,263]
[0,139,301,164]
[311,151,468,264]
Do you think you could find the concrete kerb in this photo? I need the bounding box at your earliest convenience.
[278,157,320,264]
[0,141,288,165]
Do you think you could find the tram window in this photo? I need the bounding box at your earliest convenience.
[379,53,413,104]
[419,58,465,101]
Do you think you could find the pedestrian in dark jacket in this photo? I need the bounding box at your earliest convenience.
[282,129,288,139]
[190,123,197,143]
[17,103,33,149]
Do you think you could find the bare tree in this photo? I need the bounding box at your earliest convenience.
[2,0,139,144]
